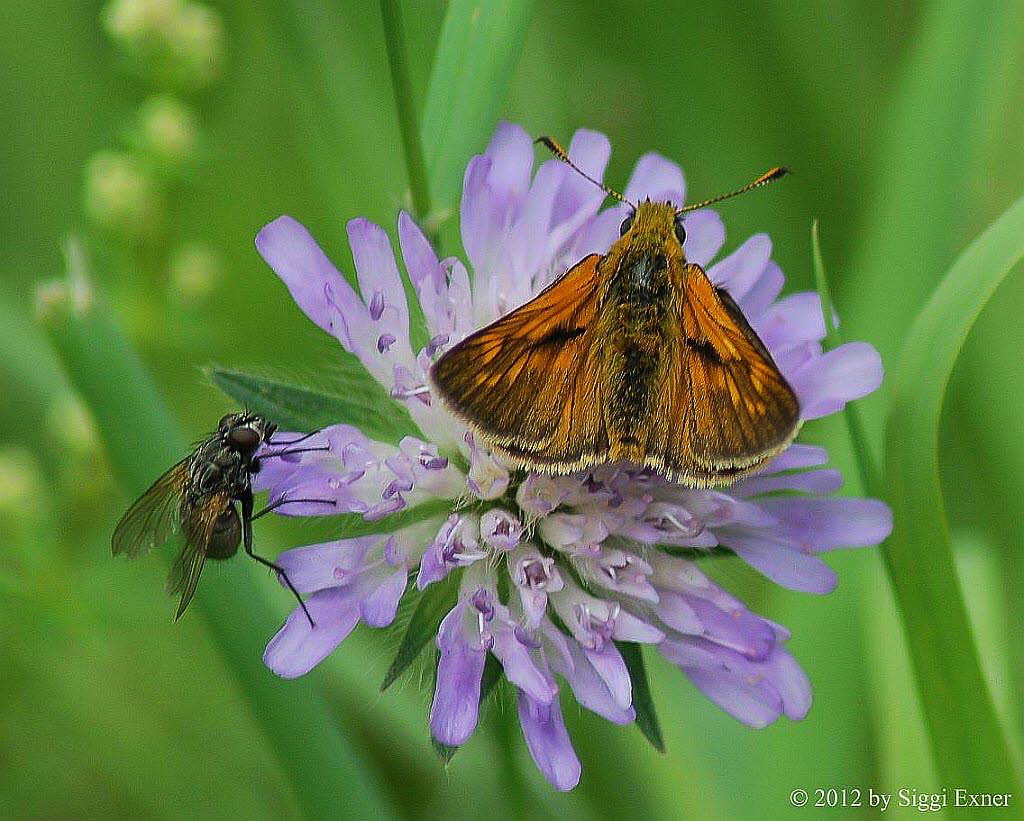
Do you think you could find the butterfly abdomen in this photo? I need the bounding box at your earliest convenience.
[601,250,677,458]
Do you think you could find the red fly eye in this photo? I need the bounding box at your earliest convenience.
[228,426,260,451]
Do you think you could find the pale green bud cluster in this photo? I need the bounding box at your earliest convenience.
[102,0,223,91]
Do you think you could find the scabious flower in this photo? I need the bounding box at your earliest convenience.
[252,122,891,791]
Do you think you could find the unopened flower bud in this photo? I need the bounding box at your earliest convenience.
[83,151,161,238]
[164,2,223,89]
[137,95,200,167]
[0,447,44,514]
[169,242,220,301]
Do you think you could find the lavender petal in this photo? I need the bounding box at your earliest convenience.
[516,690,581,791]
[756,497,893,553]
[430,602,487,745]
[255,216,365,348]
[273,536,377,592]
[706,233,772,300]
[721,530,838,593]
[682,209,725,267]
[623,152,686,207]
[791,341,884,420]
[360,566,409,627]
[263,587,361,679]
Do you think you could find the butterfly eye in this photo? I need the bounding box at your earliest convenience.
[674,215,687,246]
[619,212,635,236]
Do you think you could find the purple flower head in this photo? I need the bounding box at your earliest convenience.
[253,121,892,789]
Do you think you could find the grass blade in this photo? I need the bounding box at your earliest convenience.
[38,241,395,821]
[811,220,881,492]
[841,0,1017,448]
[884,195,1024,794]
[421,0,535,211]
[380,0,432,222]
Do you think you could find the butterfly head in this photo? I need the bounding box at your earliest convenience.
[608,200,689,280]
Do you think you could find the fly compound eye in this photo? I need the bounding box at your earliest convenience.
[228,426,260,452]
[619,211,635,236]
[674,214,687,246]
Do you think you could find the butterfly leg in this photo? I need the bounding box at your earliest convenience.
[241,489,316,628]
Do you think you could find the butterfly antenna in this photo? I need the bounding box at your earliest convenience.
[536,136,634,208]
[678,166,789,213]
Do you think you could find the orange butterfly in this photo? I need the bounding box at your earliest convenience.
[430,138,800,487]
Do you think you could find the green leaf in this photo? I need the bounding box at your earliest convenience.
[381,573,458,691]
[420,0,535,212]
[38,241,394,821]
[617,641,664,753]
[209,365,418,443]
[884,193,1024,794]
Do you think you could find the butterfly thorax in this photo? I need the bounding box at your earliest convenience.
[597,202,687,459]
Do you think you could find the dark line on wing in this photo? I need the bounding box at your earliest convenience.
[536,325,587,345]
[684,336,722,363]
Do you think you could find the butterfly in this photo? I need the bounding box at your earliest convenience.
[429,138,800,487]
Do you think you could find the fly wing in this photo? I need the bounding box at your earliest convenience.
[167,490,233,620]
[111,459,190,557]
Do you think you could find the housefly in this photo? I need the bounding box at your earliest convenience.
[112,412,324,625]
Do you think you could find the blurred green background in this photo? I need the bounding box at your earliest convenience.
[2,0,1022,818]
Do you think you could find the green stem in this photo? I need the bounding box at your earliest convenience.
[38,239,394,821]
[380,0,433,222]
[811,220,882,492]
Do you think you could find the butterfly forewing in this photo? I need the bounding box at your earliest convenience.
[111,459,190,557]
[431,254,609,470]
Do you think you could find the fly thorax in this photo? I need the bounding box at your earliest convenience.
[193,461,223,496]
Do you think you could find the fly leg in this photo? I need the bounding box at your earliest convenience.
[251,496,337,520]
[240,488,316,628]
